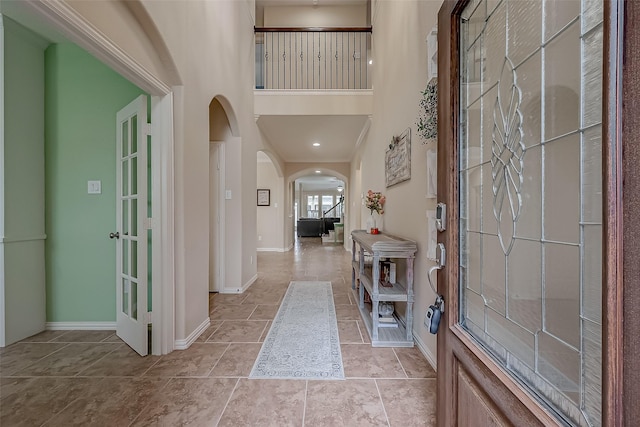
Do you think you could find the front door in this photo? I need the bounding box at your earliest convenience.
[115,95,149,356]
[436,0,612,425]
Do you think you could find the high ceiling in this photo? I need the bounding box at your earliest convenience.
[257,115,369,163]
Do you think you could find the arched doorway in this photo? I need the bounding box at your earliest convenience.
[209,96,240,293]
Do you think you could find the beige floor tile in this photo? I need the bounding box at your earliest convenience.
[357,320,372,344]
[377,379,437,426]
[131,377,238,426]
[0,377,95,426]
[144,343,228,377]
[50,330,116,343]
[210,293,247,306]
[333,293,352,305]
[341,344,407,378]
[47,377,170,426]
[338,320,366,344]
[218,378,306,426]
[305,379,388,426]
[78,344,161,376]
[335,304,362,320]
[5,238,436,426]
[394,347,437,378]
[210,343,262,377]
[207,320,268,343]
[259,321,273,342]
[102,334,124,343]
[241,290,286,305]
[0,343,68,376]
[195,321,224,342]
[210,304,258,320]
[18,330,70,343]
[248,304,280,320]
[13,343,119,377]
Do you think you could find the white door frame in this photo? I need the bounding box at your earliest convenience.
[210,141,225,293]
[24,1,176,355]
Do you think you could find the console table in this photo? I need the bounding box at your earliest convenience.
[351,230,417,347]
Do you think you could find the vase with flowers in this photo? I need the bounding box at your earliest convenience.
[365,190,385,234]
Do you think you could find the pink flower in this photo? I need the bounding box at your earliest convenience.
[366,190,386,215]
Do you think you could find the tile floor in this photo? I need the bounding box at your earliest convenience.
[0,238,436,426]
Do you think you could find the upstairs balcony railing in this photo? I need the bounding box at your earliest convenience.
[255,27,372,90]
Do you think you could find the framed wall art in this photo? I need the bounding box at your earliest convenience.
[257,189,270,206]
[385,127,411,187]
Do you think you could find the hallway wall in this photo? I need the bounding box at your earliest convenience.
[354,0,442,365]
[139,1,262,339]
[1,17,47,345]
[257,157,285,251]
[44,43,146,323]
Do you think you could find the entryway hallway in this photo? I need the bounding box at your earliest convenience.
[0,238,435,426]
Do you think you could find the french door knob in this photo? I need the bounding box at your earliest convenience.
[109,232,120,239]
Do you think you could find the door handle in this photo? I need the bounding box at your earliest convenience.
[109,232,120,239]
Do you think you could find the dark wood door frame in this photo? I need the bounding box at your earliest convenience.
[618,1,640,425]
[436,0,633,425]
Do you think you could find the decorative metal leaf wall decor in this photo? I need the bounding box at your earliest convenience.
[491,58,525,256]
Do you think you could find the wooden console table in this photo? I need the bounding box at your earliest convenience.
[351,230,417,347]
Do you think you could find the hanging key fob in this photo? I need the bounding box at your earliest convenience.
[425,295,444,334]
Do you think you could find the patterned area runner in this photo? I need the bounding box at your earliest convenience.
[249,281,344,380]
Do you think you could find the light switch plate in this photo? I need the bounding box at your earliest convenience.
[88,180,102,194]
[225,190,232,200]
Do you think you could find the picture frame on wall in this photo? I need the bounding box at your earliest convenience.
[257,189,270,206]
[385,127,411,188]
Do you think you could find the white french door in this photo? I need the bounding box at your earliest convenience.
[115,95,149,356]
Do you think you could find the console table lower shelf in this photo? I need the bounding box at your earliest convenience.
[353,290,414,348]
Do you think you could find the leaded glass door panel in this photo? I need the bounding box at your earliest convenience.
[436,0,609,425]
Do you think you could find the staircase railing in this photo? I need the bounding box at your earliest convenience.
[255,27,372,90]
[323,195,344,218]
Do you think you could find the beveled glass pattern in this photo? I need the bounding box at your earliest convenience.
[459,0,602,425]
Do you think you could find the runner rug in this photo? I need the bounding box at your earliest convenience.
[249,281,345,380]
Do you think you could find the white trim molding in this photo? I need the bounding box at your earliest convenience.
[23,0,171,95]
[174,317,210,350]
[413,332,437,372]
[46,322,117,330]
[0,234,47,243]
[256,247,289,252]
[219,274,258,294]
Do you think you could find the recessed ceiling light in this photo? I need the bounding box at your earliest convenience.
[368,59,373,65]
[315,170,321,174]
[312,142,320,147]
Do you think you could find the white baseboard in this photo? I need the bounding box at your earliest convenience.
[46,322,116,330]
[174,317,210,350]
[257,247,288,252]
[413,332,437,372]
[242,274,258,292]
[219,274,258,294]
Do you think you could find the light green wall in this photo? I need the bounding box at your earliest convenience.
[2,17,47,344]
[45,43,146,322]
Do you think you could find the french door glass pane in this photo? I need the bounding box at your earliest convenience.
[122,159,129,197]
[131,280,138,320]
[131,199,138,237]
[122,121,129,157]
[131,240,138,279]
[122,239,128,276]
[131,115,138,154]
[132,157,138,196]
[122,278,129,316]
[459,0,602,425]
